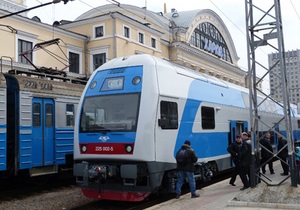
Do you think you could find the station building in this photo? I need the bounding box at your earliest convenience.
[269,50,300,105]
[0,0,252,88]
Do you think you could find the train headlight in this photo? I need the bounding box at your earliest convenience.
[90,81,97,89]
[125,145,133,153]
[132,76,141,85]
[81,145,87,153]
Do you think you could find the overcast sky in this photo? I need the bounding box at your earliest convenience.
[25,0,300,92]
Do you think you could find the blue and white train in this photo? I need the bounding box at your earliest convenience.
[0,67,85,179]
[73,54,300,202]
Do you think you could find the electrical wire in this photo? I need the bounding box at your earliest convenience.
[289,0,300,21]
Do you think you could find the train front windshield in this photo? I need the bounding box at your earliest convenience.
[80,93,140,132]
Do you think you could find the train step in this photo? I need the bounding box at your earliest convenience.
[29,166,57,177]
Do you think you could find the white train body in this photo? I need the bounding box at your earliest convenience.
[73,54,300,201]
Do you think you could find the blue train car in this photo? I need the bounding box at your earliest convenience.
[73,54,300,201]
[0,69,85,178]
[0,74,7,172]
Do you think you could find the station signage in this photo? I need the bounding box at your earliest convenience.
[193,22,231,63]
[203,37,224,59]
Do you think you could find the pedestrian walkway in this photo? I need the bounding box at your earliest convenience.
[146,161,300,210]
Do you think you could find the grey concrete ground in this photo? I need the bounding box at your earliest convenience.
[147,161,300,210]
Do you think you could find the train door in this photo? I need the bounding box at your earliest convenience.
[229,121,248,144]
[32,98,55,167]
[156,98,179,162]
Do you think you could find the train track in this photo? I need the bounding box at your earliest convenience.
[0,170,232,210]
[71,169,233,210]
[0,173,75,202]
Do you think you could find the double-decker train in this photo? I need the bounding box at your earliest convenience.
[0,61,86,179]
[73,54,300,202]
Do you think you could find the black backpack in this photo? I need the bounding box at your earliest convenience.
[176,149,188,165]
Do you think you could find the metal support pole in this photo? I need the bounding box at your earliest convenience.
[245,0,297,187]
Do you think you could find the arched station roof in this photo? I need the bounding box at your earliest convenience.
[75,4,239,65]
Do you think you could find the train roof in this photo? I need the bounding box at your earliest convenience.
[98,54,295,116]
[4,69,86,97]
[99,54,247,92]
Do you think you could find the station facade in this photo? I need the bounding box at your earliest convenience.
[0,1,252,87]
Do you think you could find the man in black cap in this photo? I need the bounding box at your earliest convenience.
[175,140,200,199]
[227,135,242,186]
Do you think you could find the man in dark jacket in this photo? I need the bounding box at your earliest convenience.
[239,132,251,190]
[227,135,242,186]
[175,140,199,199]
[277,133,289,175]
[260,132,275,174]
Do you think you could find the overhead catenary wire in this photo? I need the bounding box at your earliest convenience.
[289,0,300,21]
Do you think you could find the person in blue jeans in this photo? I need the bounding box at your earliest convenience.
[175,140,200,199]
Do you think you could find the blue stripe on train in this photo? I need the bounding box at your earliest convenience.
[0,124,6,171]
[174,80,244,158]
[174,98,228,159]
[79,132,136,144]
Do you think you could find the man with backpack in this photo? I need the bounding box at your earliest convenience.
[175,140,200,199]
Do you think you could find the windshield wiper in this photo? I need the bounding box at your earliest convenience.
[89,125,111,133]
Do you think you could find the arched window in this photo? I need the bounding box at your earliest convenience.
[189,22,232,63]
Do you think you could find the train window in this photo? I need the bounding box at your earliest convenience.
[159,101,178,129]
[33,103,41,127]
[298,120,300,129]
[66,104,75,127]
[241,92,249,108]
[80,93,140,132]
[201,106,215,129]
[45,104,53,127]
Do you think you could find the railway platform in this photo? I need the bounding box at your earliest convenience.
[146,161,300,210]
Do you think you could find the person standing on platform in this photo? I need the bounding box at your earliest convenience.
[260,132,275,174]
[175,140,200,199]
[239,132,251,190]
[227,135,242,186]
[295,146,300,184]
[277,133,289,176]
